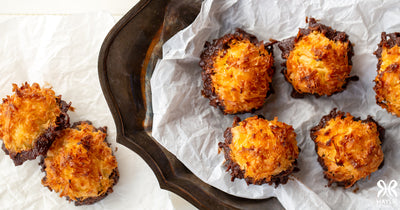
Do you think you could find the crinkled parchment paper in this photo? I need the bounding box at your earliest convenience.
[0,13,174,210]
[151,0,400,209]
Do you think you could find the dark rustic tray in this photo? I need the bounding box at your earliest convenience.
[98,0,284,209]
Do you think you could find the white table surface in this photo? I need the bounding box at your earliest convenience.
[0,1,196,209]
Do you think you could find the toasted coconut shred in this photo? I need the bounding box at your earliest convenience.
[41,121,119,205]
[0,82,70,165]
[374,32,400,116]
[310,109,384,188]
[278,17,357,97]
[219,115,299,186]
[200,29,275,114]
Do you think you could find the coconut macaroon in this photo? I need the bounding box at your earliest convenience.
[278,17,357,97]
[218,115,299,186]
[374,32,400,117]
[41,121,119,205]
[200,29,275,114]
[310,109,384,188]
[0,83,70,166]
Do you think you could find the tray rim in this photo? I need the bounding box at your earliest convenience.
[97,0,283,209]
[98,1,215,209]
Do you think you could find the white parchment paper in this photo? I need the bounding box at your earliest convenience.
[151,0,400,209]
[0,13,175,210]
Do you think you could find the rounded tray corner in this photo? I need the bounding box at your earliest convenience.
[98,0,283,209]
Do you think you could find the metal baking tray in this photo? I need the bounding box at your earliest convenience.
[98,0,283,209]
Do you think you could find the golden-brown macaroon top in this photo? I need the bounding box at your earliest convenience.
[374,32,400,116]
[221,116,299,185]
[212,39,274,114]
[200,29,274,114]
[42,122,118,204]
[286,31,352,96]
[278,18,355,97]
[374,63,400,116]
[311,109,384,188]
[0,83,62,153]
[378,45,400,73]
